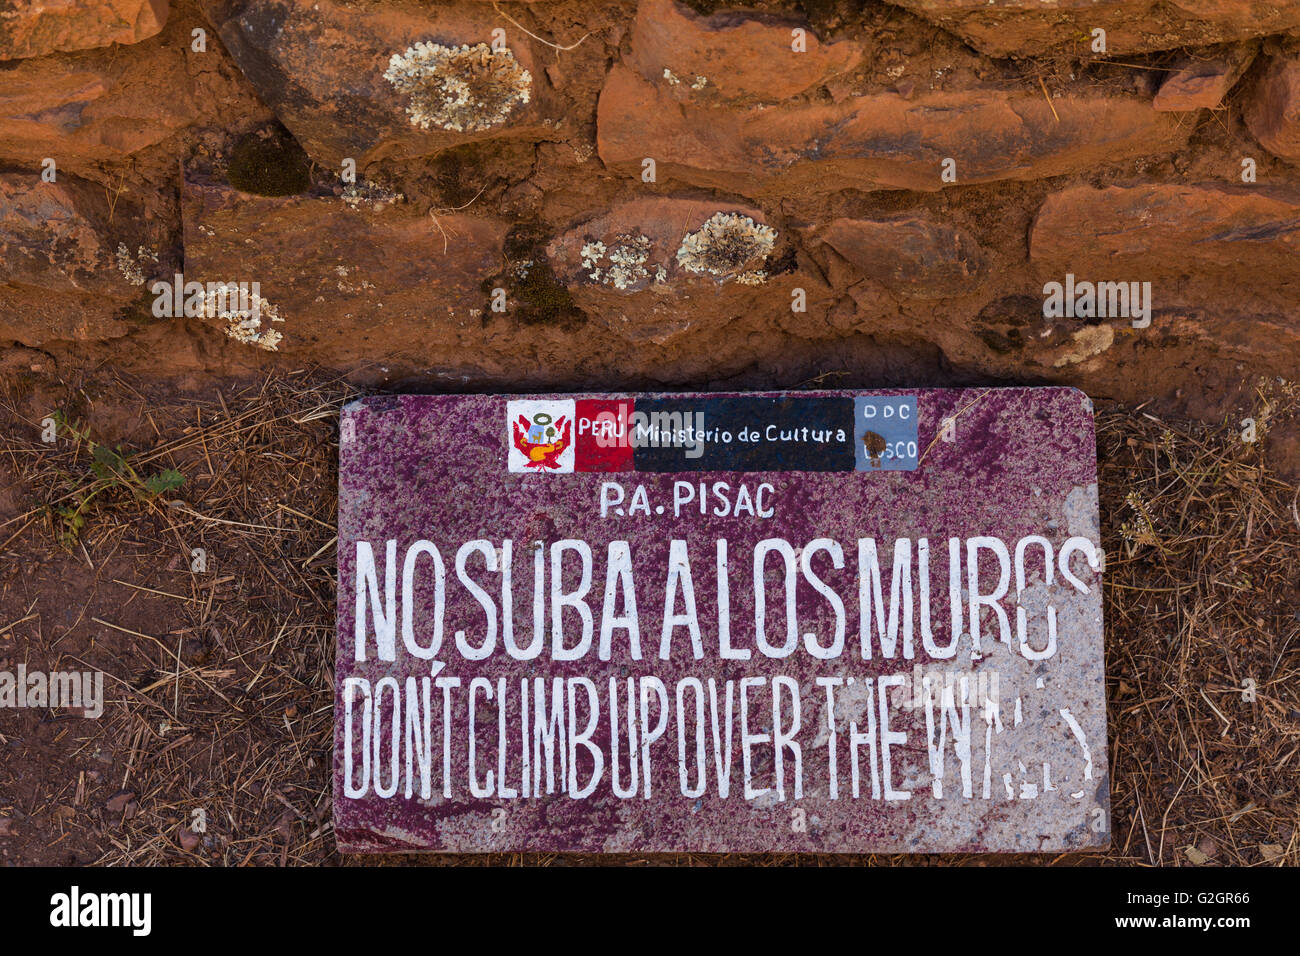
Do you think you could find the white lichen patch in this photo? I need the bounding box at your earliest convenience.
[675,212,777,281]
[115,243,158,286]
[341,181,404,212]
[579,234,665,291]
[606,235,652,290]
[384,42,531,133]
[580,240,606,273]
[204,283,285,351]
[665,69,707,92]
[333,265,377,294]
[663,69,707,91]
[1052,325,1114,368]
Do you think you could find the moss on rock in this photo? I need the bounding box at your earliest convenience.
[485,224,588,328]
[227,129,312,197]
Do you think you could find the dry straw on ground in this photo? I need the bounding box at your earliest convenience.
[0,371,1295,866]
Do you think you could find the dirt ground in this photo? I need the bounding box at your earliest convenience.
[0,366,1295,867]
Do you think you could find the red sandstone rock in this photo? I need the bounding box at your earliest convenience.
[217,0,557,169]
[818,217,987,299]
[182,171,508,356]
[547,197,777,291]
[597,64,1190,197]
[886,0,1300,58]
[1245,56,1300,164]
[0,173,177,345]
[0,2,1292,416]
[546,197,829,344]
[0,38,196,170]
[0,0,170,60]
[625,0,862,105]
[1030,183,1300,278]
[1153,45,1256,111]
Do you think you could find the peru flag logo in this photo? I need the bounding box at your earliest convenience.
[507,399,575,473]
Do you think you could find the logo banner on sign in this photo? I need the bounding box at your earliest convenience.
[854,395,919,471]
[507,399,576,473]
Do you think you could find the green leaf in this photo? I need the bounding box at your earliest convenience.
[143,469,184,495]
[93,444,126,470]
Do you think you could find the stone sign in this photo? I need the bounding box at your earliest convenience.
[334,388,1108,853]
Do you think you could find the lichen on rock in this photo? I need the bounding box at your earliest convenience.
[203,283,285,351]
[383,42,532,133]
[675,212,777,282]
[1052,325,1115,368]
[581,234,666,290]
[115,244,158,286]
[341,182,405,212]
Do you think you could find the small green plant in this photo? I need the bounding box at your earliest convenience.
[48,410,184,548]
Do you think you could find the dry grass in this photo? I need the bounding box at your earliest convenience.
[1097,379,1300,868]
[0,372,351,866]
[0,370,1295,866]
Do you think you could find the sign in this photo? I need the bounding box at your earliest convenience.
[335,389,1108,852]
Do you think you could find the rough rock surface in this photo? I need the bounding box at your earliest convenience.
[182,170,508,359]
[0,0,170,60]
[1024,183,1300,379]
[625,0,863,105]
[1153,45,1256,111]
[817,217,987,299]
[1245,55,1300,163]
[546,197,828,343]
[885,0,1300,58]
[218,0,558,169]
[0,0,1295,422]
[1030,183,1300,278]
[547,197,778,293]
[0,173,178,344]
[597,64,1191,197]
[0,36,197,171]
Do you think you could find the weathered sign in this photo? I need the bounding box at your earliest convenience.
[335,389,1108,852]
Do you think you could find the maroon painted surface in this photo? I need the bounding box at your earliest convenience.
[335,388,1108,853]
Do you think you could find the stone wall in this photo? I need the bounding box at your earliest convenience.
[2,0,1298,418]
